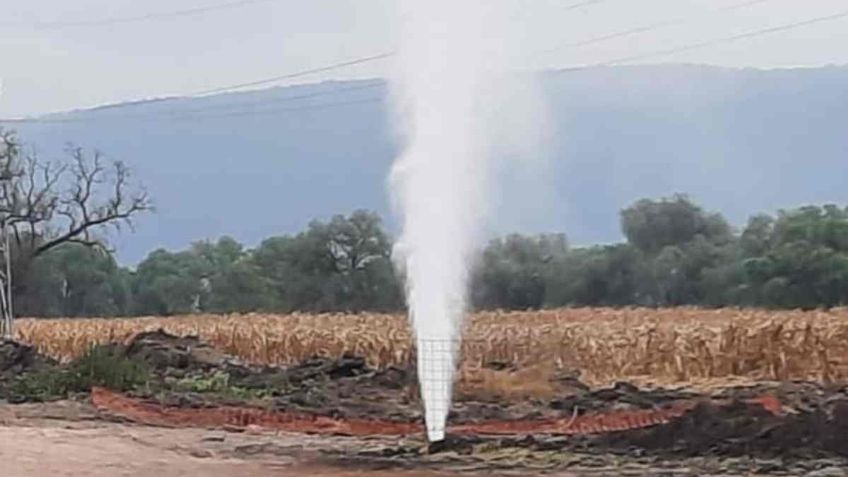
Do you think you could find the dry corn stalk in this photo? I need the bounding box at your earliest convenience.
[15,307,848,386]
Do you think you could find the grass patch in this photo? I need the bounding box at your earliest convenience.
[70,345,150,391]
[7,345,150,402]
[169,371,272,400]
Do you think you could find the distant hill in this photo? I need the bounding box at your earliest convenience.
[7,64,848,264]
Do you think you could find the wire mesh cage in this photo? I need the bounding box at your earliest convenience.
[413,337,534,439]
[416,338,459,439]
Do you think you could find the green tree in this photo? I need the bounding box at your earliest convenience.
[621,194,732,255]
[740,205,848,308]
[131,249,207,315]
[192,237,270,313]
[620,195,736,306]
[472,234,568,310]
[12,244,132,317]
[545,244,648,307]
[739,214,774,256]
[51,244,131,316]
[252,210,402,312]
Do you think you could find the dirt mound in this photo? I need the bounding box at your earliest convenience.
[450,386,848,460]
[264,359,419,421]
[0,340,59,403]
[445,380,691,426]
[600,396,848,458]
[122,330,409,389]
[123,329,234,371]
[282,355,371,382]
[116,331,418,422]
[549,381,695,412]
[0,340,53,378]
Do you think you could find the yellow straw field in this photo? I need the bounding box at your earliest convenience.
[15,308,848,386]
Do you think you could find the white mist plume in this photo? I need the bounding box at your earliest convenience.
[388,1,545,442]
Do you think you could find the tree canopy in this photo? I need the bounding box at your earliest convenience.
[11,195,848,317]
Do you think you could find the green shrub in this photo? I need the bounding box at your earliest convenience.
[68,345,150,392]
[6,368,73,402]
[7,345,150,402]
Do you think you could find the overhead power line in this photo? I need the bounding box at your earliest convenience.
[0,1,613,122]
[562,0,608,12]
[4,6,848,124]
[7,0,610,98]
[536,0,775,56]
[9,0,607,30]
[185,0,610,96]
[192,53,394,97]
[584,8,848,68]
[181,0,763,102]
[5,0,283,30]
[0,0,609,113]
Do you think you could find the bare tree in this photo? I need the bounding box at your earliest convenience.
[0,129,151,338]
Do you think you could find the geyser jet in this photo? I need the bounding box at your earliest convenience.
[388,0,544,442]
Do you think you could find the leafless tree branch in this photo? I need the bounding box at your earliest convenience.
[0,129,152,260]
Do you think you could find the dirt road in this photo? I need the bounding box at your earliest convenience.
[0,422,487,477]
[0,401,467,477]
[3,401,846,476]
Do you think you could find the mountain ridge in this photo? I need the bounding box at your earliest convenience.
[5,63,847,264]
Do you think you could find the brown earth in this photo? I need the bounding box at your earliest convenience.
[2,402,847,476]
[0,339,54,377]
[5,331,848,475]
[0,413,470,477]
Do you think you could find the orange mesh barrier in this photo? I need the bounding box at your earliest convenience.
[91,387,780,437]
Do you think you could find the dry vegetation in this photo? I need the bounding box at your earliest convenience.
[15,308,848,386]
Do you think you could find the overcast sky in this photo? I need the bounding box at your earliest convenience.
[1,0,847,117]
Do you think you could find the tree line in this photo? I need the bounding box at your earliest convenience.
[3,128,846,317]
[15,196,848,317]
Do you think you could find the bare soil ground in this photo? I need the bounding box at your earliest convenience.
[0,402,472,477]
[4,331,848,476]
[1,403,846,476]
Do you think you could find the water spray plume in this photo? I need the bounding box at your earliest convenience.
[388,0,541,442]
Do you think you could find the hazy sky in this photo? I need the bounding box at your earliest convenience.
[1,0,847,117]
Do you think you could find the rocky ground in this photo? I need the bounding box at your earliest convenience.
[3,331,848,476]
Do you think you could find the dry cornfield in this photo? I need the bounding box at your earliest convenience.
[14,308,848,386]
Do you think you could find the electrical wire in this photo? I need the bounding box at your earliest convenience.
[581,8,848,69]
[192,53,394,97]
[535,0,775,55]
[561,0,608,12]
[3,0,283,30]
[184,0,610,96]
[3,6,847,124]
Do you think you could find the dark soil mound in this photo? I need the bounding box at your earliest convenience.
[282,355,371,383]
[433,385,848,460]
[265,357,420,421]
[596,396,848,458]
[0,340,53,378]
[117,331,419,422]
[123,329,233,371]
[550,381,694,412]
[445,380,692,425]
[122,330,414,395]
[0,340,60,403]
